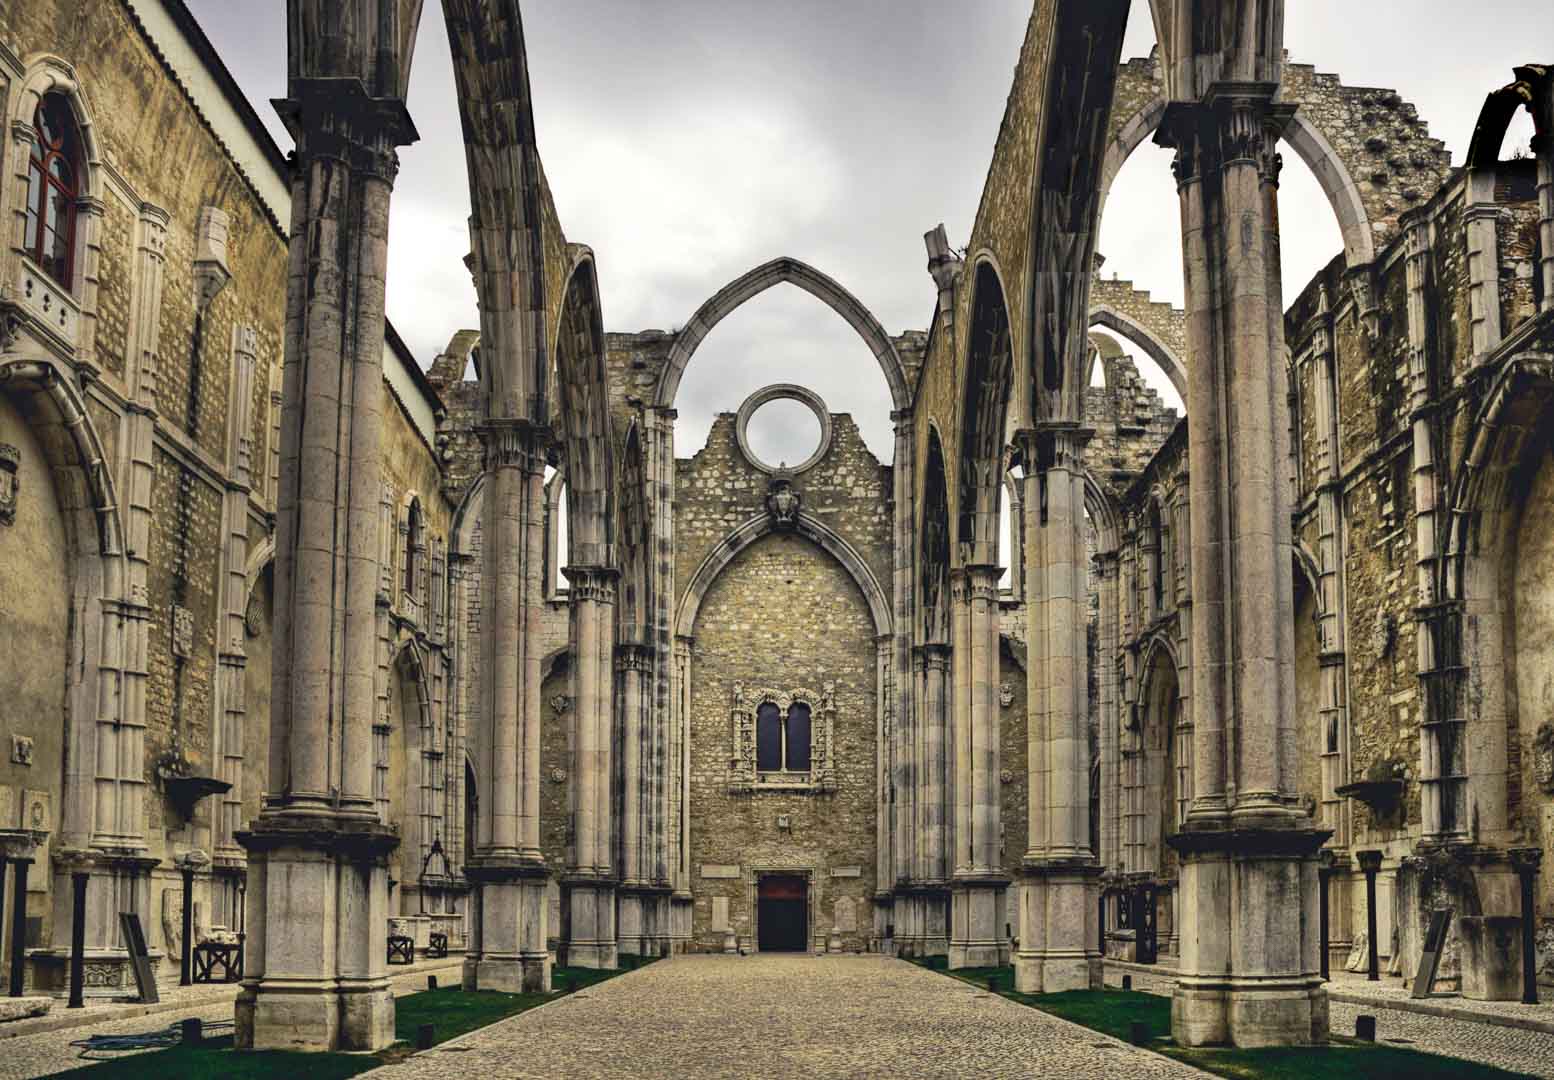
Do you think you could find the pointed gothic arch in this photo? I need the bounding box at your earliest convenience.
[654,258,910,413]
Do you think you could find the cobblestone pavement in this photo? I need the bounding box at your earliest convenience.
[1107,964,1554,1078]
[370,954,1206,1080]
[4,960,459,1080]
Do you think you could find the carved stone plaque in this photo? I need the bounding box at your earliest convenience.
[10,734,32,766]
[833,897,857,933]
[171,605,194,659]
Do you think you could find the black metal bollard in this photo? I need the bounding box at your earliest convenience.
[181,1018,203,1045]
[986,975,1000,994]
[1122,974,1133,991]
[67,871,87,1008]
[416,1023,436,1050]
[1358,851,1383,982]
[1511,848,1542,1005]
[1129,1020,1149,1045]
[11,858,31,997]
[1355,1015,1376,1042]
[179,865,194,987]
[427,974,438,991]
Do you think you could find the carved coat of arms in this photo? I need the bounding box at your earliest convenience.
[0,443,18,527]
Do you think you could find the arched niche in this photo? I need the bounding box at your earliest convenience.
[1447,353,1554,846]
[957,260,1014,563]
[920,426,951,643]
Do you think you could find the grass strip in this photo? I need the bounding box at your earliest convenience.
[908,958,1537,1080]
[47,959,655,1079]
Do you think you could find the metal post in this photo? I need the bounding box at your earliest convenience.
[0,859,7,996]
[1357,850,1382,982]
[1511,847,1542,1005]
[180,865,195,986]
[9,858,30,997]
[1318,850,1335,982]
[68,871,88,1008]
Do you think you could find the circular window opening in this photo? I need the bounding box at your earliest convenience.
[745,399,821,471]
[735,385,833,475]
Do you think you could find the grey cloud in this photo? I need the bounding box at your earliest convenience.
[186,0,1549,456]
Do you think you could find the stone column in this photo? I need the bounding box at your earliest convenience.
[917,642,951,955]
[463,422,551,993]
[1463,186,1504,362]
[1537,118,1554,312]
[616,641,657,956]
[671,634,694,947]
[236,81,415,1053]
[99,204,166,852]
[1096,552,1122,876]
[1157,88,1328,1048]
[891,411,917,944]
[215,325,257,865]
[1015,425,1101,993]
[562,566,618,969]
[949,566,1006,968]
[1307,285,1350,851]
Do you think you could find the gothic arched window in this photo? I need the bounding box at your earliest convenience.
[785,702,812,771]
[755,699,812,774]
[756,702,782,771]
[25,95,80,288]
[404,497,423,599]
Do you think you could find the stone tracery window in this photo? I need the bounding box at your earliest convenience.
[25,94,81,288]
[731,685,835,793]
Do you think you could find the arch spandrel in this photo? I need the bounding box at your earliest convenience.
[675,511,892,642]
[655,258,910,413]
[1101,52,1454,267]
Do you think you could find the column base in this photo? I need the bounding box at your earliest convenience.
[463,858,551,993]
[1015,859,1102,993]
[670,892,694,953]
[1168,825,1330,1047]
[562,877,618,970]
[948,876,1009,969]
[618,884,674,957]
[234,813,400,1052]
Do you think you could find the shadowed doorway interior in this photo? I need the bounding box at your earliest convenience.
[757,875,809,952]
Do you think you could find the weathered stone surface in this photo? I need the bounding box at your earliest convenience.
[0,998,50,1024]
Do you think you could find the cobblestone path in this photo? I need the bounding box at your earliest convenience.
[373,954,1206,1079]
[1112,965,1554,1079]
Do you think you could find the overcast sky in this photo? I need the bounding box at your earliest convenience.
[188,1,1547,466]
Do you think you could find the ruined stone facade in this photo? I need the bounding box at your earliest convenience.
[4,0,1553,1057]
[0,1,464,1010]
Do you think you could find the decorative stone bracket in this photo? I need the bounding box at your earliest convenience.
[728,683,837,794]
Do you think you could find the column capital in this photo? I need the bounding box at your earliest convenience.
[480,419,551,475]
[913,642,952,671]
[965,563,1001,601]
[562,564,619,603]
[276,78,419,185]
[614,641,654,672]
[1012,424,1093,475]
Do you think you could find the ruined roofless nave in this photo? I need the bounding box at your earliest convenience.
[0,0,1549,1058]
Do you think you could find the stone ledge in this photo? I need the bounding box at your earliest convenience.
[0,997,50,1024]
[1325,990,1554,1036]
[1102,958,1554,1037]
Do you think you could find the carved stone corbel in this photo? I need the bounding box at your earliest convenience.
[1345,264,1382,342]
